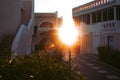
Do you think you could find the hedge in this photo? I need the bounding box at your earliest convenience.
[97,46,120,69]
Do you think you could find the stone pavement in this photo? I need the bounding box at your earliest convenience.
[74,54,120,80]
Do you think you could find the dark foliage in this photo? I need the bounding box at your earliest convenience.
[97,46,120,69]
[0,52,87,80]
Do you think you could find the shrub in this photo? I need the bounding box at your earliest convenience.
[0,52,87,80]
[97,46,120,69]
[97,46,113,62]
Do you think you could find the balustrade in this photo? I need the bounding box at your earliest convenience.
[73,0,115,13]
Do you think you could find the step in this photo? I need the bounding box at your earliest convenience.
[0,35,14,55]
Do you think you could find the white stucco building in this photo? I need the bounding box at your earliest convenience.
[72,0,120,54]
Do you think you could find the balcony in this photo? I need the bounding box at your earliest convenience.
[102,20,120,32]
[73,0,116,15]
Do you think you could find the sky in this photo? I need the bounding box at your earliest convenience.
[35,0,94,17]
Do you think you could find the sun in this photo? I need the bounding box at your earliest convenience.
[58,15,79,46]
[55,0,79,46]
[58,26,78,46]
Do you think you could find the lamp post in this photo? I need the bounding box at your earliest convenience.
[68,47,71,65]
[68,47,72,80]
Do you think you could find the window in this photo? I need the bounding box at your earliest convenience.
[83,14,87,24]
[116,6,120,20]
[40,22,54,28]
[107,36,114,48]
[96,11,102,22]
[86,14,90,24]
[92,12,97,23]
[73,16,80,26]
[82,14,90,24]
[103,9,108,21]
[108,7,114,20]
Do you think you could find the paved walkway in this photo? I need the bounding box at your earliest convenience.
[74,54,120,80]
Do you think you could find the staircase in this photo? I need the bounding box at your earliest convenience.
[0,35,14,56]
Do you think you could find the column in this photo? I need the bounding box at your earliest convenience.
[101,10,103,22]
[90,13,92,24]
[95,12,98,23]
[114,7,116,21]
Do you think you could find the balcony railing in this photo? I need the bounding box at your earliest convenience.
[73,0,116,14]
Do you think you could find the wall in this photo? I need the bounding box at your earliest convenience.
[35,13,57,27]
[0,0,22,41]
[81,32,93,54]
[21,0,32,25]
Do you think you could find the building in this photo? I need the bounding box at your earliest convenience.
[0,0,34,55]
[35,12,58,28]
[34,12,59,50]
[72,0,120,54]
[57,17,63,27]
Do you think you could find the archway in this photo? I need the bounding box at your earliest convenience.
[40,22,54,28]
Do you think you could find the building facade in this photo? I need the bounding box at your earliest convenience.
[34,12,58,49]
[73,0,120,54]
[0,0,34,55]
[35,13,58,29]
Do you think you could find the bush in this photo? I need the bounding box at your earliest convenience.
[112,49,120,68]
[0,52,87,80]
[97,46,120,69]
[97,46,113,62]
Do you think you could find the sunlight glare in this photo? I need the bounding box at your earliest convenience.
[58,13,78,46]
[58,1,79,46]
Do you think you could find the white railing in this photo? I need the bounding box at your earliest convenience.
[11,0,34,56]
[11,24,26,56]
[26,0,34,55]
